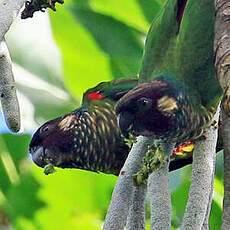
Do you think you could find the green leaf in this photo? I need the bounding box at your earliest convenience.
[0,158,11,195]
[171,166,191,228]
[50,3,145,99]
[213,176,223,209]
[81,0,167,33]
[88,0,150,32]
[31,166,116,230]
[0,134,45,229]
[50,6,113,99]
[0,134,31,194]
[136,0,163,24]
[4,174,45,221]
[210,200,222,230]
[71,9,143,58]
[0,134,30,173]
[69,8,143,79]
[215,150,223,180]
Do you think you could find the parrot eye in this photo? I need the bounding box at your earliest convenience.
[39,124,50,138]
[40,125,49,133]
[137,97,152,111]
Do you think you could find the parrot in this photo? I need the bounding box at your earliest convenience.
[116,0,222,143]
[29,78,222,176]
[29,78,138,175]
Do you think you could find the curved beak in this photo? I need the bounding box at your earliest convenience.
[117,111,134,138]
[30,146,46,168]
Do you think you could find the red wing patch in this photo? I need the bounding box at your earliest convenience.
[86,92,103,100]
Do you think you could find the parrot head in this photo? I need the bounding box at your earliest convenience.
[29,107,91,169]
[116,77,183,140]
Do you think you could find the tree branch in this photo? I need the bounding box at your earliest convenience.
[0,40,20,132]
[214,0,230,116]
[181,107,220,230]
[126,185,147,230]
[0,0,26,41]
[148,142,175,230]
[103,136,153,230]
[214,2,230,228]
[221,109,230,230]
[0,0,24,132]
[201,153,216,230]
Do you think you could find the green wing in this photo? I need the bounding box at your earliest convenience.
[140,0,222,109]
[82,78,138,106]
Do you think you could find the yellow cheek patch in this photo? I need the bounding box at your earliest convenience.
[157,96,178,113]
[58,115,75,131]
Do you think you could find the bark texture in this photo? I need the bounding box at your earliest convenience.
[0,0,23,132]
[0,40,20,132]
[126,185,147,230]
[148,142,175,230]
[214,0,230,116]
[214,2,230,229]
[103,136,153,230]
[181,107,220,230]
[201,156,216,230]
[0,0,26,40]
[221,110,230,230]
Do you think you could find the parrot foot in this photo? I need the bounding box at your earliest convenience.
[133,140,168,186]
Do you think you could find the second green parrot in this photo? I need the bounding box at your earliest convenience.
[116,0,222,143]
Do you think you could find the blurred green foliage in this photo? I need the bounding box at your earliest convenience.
[0,0,223,229]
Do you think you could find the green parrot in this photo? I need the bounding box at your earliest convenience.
[29,78,213,175]
[116,0,222,143]
[29,78,137,175]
